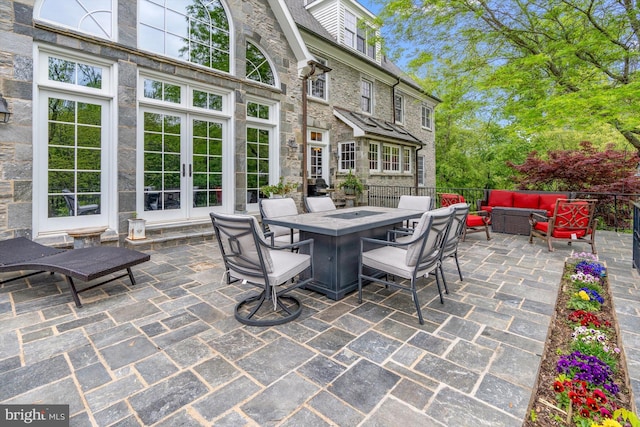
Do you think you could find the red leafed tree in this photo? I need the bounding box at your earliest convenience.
[508,141,640,193]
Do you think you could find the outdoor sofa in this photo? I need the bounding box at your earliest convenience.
[478,189,573,235]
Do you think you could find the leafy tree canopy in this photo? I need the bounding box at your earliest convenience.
[507,141,640,193]
[377,0,640,151]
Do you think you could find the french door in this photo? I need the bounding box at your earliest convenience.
[139,108,227,221]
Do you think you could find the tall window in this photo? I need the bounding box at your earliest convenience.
[139,0,230,72]
[246,100,278,205]
[417,155,425,186]
[339,142,356,172]
[361,79,373,113]
[369,142,380,171]
[382,145,400,172]
[309,131,324,179]
[394,93,404,124]
[138,74,230,219]
[344,10,376,59]
[35,49,114,234]
[308,58,328,100]
[246,42,275,86]
[403,147,411,173]
[36,0,115,39]
[422,104,433,130]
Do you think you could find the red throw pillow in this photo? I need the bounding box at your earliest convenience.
[539,194,566,216]
[487,190,513,207]
[513,193,540,209]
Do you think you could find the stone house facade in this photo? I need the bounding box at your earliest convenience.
[0,0,437,246]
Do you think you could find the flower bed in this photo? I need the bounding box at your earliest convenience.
[524,252,639,427]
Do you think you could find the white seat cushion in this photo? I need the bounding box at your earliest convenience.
[362,246,438,279]
[261,198,299,238]
[273,232,300,245]
[306,197,336,212]
[398,195,431,211]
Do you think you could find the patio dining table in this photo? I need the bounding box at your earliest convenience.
[263,205,424,300]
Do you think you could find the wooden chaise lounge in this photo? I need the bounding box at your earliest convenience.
[0,237,150,307]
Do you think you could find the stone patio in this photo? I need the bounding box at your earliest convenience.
[1,230,638,426]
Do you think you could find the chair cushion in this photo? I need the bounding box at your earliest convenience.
[487,190,514,207]
[466,214,486,227]
[533,221,589,238]
[539,194,566,216]
[440,193,464,207]
[406,207,452,267]
[362,246,438,279]
[261,198,298,237]
[273,232,300,245]
[513,193,539,209]
[398,195,432,211]
[306,197,336,212]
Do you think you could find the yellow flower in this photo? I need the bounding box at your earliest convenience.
[591,420,622,427]
[578,290,590,300]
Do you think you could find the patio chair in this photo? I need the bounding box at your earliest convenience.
[62,189,100,216]
[0,237,150,307]
[439,193,490,241]
[304,196,336,213]
[397,195,433,228]
[210,212,314,326]
[358,206,454,325]
[259,197,300,247]
[529,199,597,254]
[440,203,469,286]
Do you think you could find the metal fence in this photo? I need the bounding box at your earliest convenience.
[366,185,640,232]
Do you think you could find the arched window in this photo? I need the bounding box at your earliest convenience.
[246,42,275,86]
[36,0,115,39]
[139,0,231,73]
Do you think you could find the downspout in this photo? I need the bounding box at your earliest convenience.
[302,60,331,198]
[391,78,400,124]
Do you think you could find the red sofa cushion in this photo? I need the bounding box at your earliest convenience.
[487,190,514,208]
[513,193,540,209]
[539,194,566,216]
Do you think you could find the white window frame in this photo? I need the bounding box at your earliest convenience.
[338,141,356,172]
[308,128,329,182]
[137,71,233,220]
[417,155,426,187]
[361,78,373,114]
[344,10,357,49]
[33,46,117,236]
[403,147,412,173]
[246,96,280,211]
[35,0,117,41]
[382,144,401,173]
[394,93,404,125]
[369,142,380,172]
[308,58,329,101]
[421,103,433,130]
[246,41,278,87]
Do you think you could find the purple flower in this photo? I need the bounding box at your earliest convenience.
[556,351,619,394]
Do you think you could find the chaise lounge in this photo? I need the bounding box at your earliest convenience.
[0,237,150,307]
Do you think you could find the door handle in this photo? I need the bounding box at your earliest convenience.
[182,164,185,177]
[189,164,192,177]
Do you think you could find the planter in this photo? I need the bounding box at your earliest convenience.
[128,218,146,240]
[343,186,356,196]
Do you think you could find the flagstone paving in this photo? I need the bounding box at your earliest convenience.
[1,231,638,426]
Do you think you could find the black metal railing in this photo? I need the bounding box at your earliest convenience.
[367,185,640,232]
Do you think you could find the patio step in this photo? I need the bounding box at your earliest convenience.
[124,221,214,251]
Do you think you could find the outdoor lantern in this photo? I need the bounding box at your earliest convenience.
[0,94,11,123]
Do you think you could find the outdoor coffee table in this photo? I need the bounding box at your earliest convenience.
[263,206,423,300]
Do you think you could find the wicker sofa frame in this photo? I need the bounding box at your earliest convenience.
[478,190,574,236]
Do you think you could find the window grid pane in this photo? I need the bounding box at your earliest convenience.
[47,97,102,218]
[246,42,275,86]
[369,142,379,171]
[361,80,372,113]
[403,147,411,172]
[382,145,400,172]
[246,126,270,203]
[340,142,355,171]
[139,0,230,72]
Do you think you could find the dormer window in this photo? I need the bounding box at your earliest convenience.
[344,10,376,60]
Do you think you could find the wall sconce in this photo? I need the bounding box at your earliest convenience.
[287,138,298,149]
[0,94,12,123]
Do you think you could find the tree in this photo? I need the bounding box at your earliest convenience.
[507,141,640,193]
[378,0,640,151]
